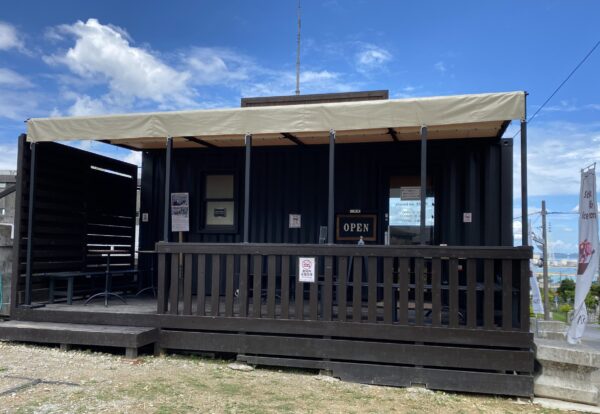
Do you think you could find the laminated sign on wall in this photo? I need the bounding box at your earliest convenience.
[298,257,316,283]
[171,192,190,232]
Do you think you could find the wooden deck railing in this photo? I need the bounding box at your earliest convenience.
[155,243,532,332]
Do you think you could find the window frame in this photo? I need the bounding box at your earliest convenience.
[198,171,239,234]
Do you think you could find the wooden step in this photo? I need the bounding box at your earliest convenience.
[0,320,158,358]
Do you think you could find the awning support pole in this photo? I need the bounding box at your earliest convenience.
[24,142,36,306]
[328,129,335,244]
[163,137,173,242]
[420,126,428,245]
[521,92,528,246]
[243,134,252,243]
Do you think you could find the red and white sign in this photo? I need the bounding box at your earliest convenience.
[298,257,316,283]
[568,167,599,344]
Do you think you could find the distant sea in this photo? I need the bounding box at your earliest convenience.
[532,265,587,285]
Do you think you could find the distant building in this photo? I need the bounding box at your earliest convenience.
[0,170,15,315]
[0,170,16,238]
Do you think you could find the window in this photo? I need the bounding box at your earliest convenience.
[202,174,236,231]
[387,176,435,245]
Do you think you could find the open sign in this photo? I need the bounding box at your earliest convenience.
[336,214,377,242]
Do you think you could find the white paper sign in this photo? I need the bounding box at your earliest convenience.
[400,186,421,200]
[298,257,316,283]
[289,214,301,229]
[463,212,472,223]
[567,168,599,344]
[171,193,190,232]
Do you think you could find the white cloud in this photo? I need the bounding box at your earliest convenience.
[513,220,522,237]
[0,68,32,88]
[185,44,355,97]
[241,69,357,97]
[355,44,392,72]
[301,70,337,83]
[547,238,578,253]
[186,47,250,86]
[434,61,447,73]
[123,150,142,167]
[539,101,600,113]
[0,90,38,121]
[45,19,195,110]
[0,21,25,51]
[0,68,35,121]
[43,19,360,112]
[39,19,376,117]
[0,143,18,170]
[542,100,580,112]
[63,140,141,172]
[542,99,600,112]
[392,85,428,99]
[66,94,108,116]
[510,121,600,196]
[186,48,353,96]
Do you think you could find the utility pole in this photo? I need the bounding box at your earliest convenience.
[541,200,550,320]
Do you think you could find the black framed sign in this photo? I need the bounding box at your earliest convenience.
[336,214,377,242]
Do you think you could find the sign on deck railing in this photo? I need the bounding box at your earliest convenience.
[298,257,316,283]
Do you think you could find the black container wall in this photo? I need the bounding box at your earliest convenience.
[139,138,513,252]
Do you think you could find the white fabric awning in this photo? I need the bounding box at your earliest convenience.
[26,91,525,149]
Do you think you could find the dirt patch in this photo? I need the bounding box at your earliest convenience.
[0,341,576,413]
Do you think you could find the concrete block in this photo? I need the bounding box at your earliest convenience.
[535,338,600,406]
[531,319,567,340]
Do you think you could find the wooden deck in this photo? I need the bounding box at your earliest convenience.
[41,296,441,325]
[0,320,158,358]
[9,242,535,397]
[42,297,156,314]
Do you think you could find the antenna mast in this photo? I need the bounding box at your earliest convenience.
[295,0,301,95]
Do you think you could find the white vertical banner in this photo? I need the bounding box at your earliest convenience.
[567,167,599,344]
[528,220,544,315]
[530,271,544,315]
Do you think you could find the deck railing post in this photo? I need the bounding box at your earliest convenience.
[163,137,173,242]
[24,142,37,306]
[521,92,528,246]
[243,134,252,243]
[328,129,335,244]
[419,125,428,245]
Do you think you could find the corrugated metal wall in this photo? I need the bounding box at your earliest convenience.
[139,138,513,251]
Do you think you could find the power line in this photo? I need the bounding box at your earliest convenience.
[514,211,541,220]
[512,40,600,138]
[514,210,579,220]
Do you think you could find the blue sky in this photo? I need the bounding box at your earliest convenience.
[1,1,599,253]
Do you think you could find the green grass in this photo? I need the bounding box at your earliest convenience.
[552,312,568,322]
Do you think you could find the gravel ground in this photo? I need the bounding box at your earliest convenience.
[0,341,582,414]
